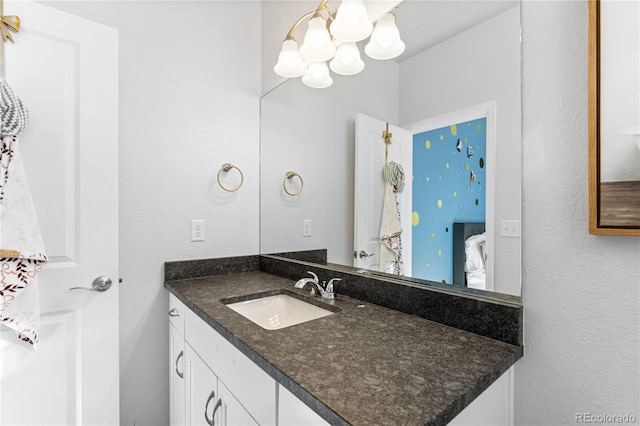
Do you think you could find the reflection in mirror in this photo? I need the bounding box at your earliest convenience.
[588,0,640,235]
[260,0,522,297]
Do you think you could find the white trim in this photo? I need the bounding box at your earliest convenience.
[508,366,515,426]
[403,101,496,292]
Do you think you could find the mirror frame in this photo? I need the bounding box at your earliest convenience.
[588,0,640,236]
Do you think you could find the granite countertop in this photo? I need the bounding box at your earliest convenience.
[166,270,522,426]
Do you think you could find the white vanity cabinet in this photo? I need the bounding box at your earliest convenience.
[185,344,220,426]
[218,377,260,425]
[169,292,516,426]
[278,385,330,426]
[185,307,276,425]
[169,294,276,426]
[185,344,258,426]
[448,366,514,426]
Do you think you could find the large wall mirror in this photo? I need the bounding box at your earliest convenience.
[260,0,522,298]
[588,0,640,236]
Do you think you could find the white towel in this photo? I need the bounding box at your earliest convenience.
[382,161,405,193]
[379,182,403,275]
[1,136,47,346]
[0,81,47,347]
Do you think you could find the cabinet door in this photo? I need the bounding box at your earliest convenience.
[278,385,329,426]
[170,323,186,426]
[186,345,221,426]
[218,380,259,426]
[448,366,514,426]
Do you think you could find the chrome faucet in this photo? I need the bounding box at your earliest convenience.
[295,271,341,300]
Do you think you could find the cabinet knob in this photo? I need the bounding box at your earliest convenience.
[169,308,179,317]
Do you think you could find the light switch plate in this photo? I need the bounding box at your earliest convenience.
[500,220,520,238]
[302,219,312,237]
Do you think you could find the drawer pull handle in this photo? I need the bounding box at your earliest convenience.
[169,308,179,318]
[212,398,222,425]
[175,350,184,379]
[204,390,222,426]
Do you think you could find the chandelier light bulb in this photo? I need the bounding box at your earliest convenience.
[274,39,307,78]
[302,62,333,88]
[330,42,365,75]
[339,48,355,64]
[377,30,394,48]
[365,13,405,60]
[330,0,372,43]
[299,15,336,62]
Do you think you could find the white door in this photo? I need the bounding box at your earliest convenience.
[354,113,412,275]
[0,2,119,425]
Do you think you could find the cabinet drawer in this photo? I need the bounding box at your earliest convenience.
[168,293,185,336]
[186,309,276,426]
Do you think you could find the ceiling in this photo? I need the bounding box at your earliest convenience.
[394,0,519,61]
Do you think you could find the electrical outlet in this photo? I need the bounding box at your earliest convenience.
[302,219,312,237]
[191,219,205,242]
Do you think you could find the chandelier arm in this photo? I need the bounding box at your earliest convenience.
[285,11,315,39]
[315,0,332,17]
[284,0,332,40]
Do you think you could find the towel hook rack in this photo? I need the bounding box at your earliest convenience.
[283,171,303,196]
[0,0,21,79]
[216,163,244,192]
[382,122,392,165]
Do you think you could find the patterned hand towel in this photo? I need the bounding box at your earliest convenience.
[0,80,47,347]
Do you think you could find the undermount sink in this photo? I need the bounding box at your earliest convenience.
[223,291,335,330]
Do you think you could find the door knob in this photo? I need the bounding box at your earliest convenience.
[68,276,112,292]
[359,250,375,259]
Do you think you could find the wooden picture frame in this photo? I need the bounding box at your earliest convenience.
[588,0,640,236]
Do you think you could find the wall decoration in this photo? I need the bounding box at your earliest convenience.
[412,117,486,283]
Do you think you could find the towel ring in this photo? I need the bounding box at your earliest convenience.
[283,171,303,196]
[217,163,244,192]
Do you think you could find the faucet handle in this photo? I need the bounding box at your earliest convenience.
[325,278,341,293]
[306,271,319,283]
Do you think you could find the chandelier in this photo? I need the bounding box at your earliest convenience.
[273,0,405,89]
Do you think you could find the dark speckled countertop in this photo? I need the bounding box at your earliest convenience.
[165,269,522,426]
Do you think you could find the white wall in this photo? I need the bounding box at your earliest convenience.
[260,61,400,263]
[41,1,261,424]
[517,1,640,424]
[399,6,521,296]
[35,1,640,425]
[259,0,401,266]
